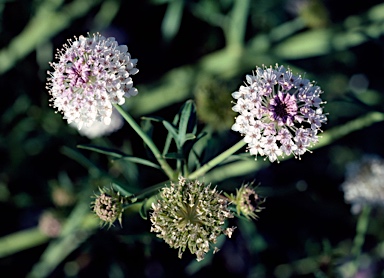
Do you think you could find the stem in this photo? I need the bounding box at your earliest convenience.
[352,205,371,256]
[133,180,169,201]
[225,0,249,50]
[114,104,175,180]
[188,139,247,179]
[351,205,371,275]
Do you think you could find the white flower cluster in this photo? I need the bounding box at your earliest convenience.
[341,155,384,214]
[47,33,138,129]
[232,64,327,162]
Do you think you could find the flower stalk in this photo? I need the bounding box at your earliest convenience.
[188,139,247,180]
[114,104,175,180]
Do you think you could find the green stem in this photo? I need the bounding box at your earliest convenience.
[133,180,169,202]
[350,205,371,276]
[114,104,175,180]
[188,139,247,179]
[352,205,371,257]
[225,0,250,50]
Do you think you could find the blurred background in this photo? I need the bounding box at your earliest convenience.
[1,0,384,277]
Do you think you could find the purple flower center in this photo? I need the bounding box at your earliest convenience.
[268,92,297,126]
[66,59,91,87]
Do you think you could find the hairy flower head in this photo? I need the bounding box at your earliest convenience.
[150,177,235,261]
[341,155,384,214]
[226,182,264,220]
[47,33,139,129]
[231,64,327,162]
[91,187,126,228]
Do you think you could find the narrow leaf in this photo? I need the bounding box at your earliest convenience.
[111,183,134,197]
[178,100,194,146]
[118,156,161,169]
[163,112,180,156]
[164,152,184,160]
[163,121,180,148]
[141,116,165,123]
[77,144,127,158]
[139,198,149,220]
[184,133,196,141]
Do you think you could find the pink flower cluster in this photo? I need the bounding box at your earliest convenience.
[47,33,138,129]
[232,64,327,162]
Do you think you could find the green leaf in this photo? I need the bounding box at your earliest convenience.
[162,121,180,148]
[77,144,161,169]
[178,100,194,146]
[0,228,49,259]
[111,183,134,197]
[163,112,180,156]
[139,198,149,220]
[77,144,126,158]
[184,133,196,141]
[161,0,184,43]
[163,152,184,160]
[140,116,165,123]
[118,156,161,169]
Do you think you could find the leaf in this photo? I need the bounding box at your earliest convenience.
[139,198,150,220]
[140,116,166,123]
[111,183,134,197]
[77,144,161,169]
[161,0,184,43]
[184,133,196,141]
[178,100,194,146]
[163,152,184,160]
[162,121,180,148]
[77,144,126,158]
[118,156,161,169]
[163,112,180,156]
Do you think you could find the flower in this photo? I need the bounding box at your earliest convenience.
[226,182,264,220]
[38,211,62,238]
[47,33,139,130]
[341,155,384,214]
[71,108,124,139]
[231,64,327,162]
[51,186,76,207]
[91,187,126,227]
[150,177,235,261]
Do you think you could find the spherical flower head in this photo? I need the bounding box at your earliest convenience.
[91,187,125,228]
[150,177,235,261]
[341,155,384,214]
[47,33,139,130]
[226,183,264,220]
[231,64,327,162]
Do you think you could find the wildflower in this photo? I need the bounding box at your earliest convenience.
[38,211,62,238]
[91,187,126,227]
[341,155,384,214]
[51,186,76,207]
[150,177,235,261]
[47,33,139,130]
[71,108,124,139]
[226,183,264,220]
[231,64,327,162]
